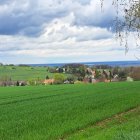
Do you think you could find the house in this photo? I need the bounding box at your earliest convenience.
[64,80,70,84]
[112,74,119,82]
[127,77,133,82]
[43,79,54,85]
[19,81,27,86]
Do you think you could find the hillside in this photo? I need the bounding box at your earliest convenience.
[0,65,51,81]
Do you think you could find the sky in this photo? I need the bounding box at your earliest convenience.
[0,0,139,64]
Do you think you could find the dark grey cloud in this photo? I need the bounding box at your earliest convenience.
[0,11,67,36]
[0,0,69,36]
[74,15,114,29]
[0,0,116,37]
[73,0,116,29]
[0,0,10,4]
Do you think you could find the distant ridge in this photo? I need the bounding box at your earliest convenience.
[26,61,140,67]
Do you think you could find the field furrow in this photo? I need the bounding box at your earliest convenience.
[0,82,140,140]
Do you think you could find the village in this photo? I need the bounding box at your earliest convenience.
[0,63,139,87]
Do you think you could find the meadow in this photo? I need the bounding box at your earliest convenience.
[0,82,140,140]
[0,66,52,81]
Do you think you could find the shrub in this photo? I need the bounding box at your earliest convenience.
[131,67,140,81]
[54,73,65,84]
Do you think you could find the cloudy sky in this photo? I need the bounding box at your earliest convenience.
[0,0,139,64]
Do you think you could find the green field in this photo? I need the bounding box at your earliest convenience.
[0,82,140,140]
[0,66,53,81]
[67,105,140,140]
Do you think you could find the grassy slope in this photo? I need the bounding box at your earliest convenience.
[0,66,53,81]
[0,82,140,140]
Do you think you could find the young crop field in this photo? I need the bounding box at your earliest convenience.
[0,82,140,140]
[67,105,140,140]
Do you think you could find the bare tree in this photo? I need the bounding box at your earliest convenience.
[101,0,140,53]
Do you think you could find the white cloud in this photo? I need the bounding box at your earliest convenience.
[0,0,138,64]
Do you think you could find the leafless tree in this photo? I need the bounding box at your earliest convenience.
[101,0,140,54]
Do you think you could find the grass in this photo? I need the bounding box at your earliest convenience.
[0,65,70,81]
[67,106,140,140]
[0,65,52,81]
[0,82,140,140]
